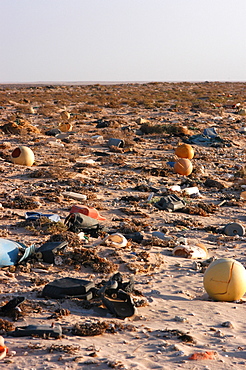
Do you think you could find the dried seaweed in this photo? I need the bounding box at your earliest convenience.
[19,217,67,235]
[2,195,40,210]
[0,318,15,333]
[72,320,135,336]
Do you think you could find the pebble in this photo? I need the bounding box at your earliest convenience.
[221,321,234,328]
[174,316,188,323]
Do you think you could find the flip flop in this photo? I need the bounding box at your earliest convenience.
[8,324,62,338]
[101,290,136,319]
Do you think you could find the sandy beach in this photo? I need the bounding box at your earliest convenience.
[0,81,245,369]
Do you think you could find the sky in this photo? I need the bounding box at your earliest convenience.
[0,0,246,83]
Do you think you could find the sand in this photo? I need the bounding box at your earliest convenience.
[0,82,245,369]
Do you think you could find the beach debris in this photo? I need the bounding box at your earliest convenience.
[8,324,62,339]
[172,243,208,259]
[188,351,216,360]
[102,233,128,248]
[0,238,35,267]
[70,205,106,221]
[223,222,245,236]
[154,194,185,211]
[42,277,95,300]
[63,191,87,201]
[221,321,234,328]
[101,289,136,319]
[0,318,15,334]
[72,319,135,336]
[174,158,193,176]
[182,186,200,196]
[11,146,35,166]
[175,143,194,159]
[60,110,70,120]
[238,108,246,116]
[0,336,9,360]
[203,258,246,301]
[108,138,125,148]
[58,122,73,132]
[35,240,68,263]
[45,128,62,136]
[240,191,246,200]
[204,178,225,189]
[1,118,40,135]
[0,297,25,319]
[25,212,60,222]
[65,212,106,237]
[187,127,230,147]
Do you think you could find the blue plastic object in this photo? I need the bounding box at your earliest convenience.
[0,239,24,267]
[25,212,60,222]
[167,161,175,168]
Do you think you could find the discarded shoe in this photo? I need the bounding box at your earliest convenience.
[42,277,95,300]
[65,212,107,237]
[0,296,25,315]
[8,324,62,339]
[101,290,136,319]
[154,194,185,211]
[124,232,143,243]
[35,241,68,264]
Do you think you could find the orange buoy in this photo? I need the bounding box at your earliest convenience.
[175,144,194,159]
[174,158,193,176]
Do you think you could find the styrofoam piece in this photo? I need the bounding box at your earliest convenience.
[63,192,87,201]
[182,187,200,195]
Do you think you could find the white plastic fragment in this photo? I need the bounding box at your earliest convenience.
[63,191,87,201]
[172,244,208,259]
[102,233,128,248]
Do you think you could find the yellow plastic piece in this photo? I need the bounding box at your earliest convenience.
[203,258,246,301]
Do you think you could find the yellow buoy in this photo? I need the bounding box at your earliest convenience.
[203,258,246,301]
[11,146,35,166]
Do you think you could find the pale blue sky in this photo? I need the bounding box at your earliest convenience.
[0,0,246,82]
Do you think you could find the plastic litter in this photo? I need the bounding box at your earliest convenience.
[35,241,68,263]
[42,277,95,300]
[8,324,62,339]
[70,205,106,221]
[108,138,125,148]
[63,191,87,201]
[25,212,60,222]
[102,233,128,248]
[101,290,136,319]
[223,222,245,236]
[154,194,185,211]
[0,239,33,267]
[182,187,200,196]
